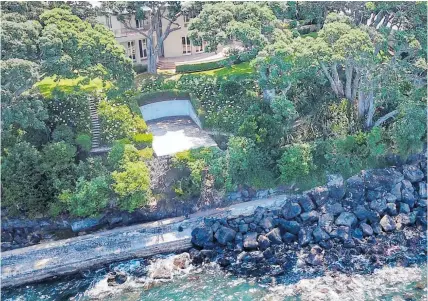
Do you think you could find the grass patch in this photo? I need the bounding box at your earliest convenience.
[189,62,253,77]
[301,32,318,39]
[36,76,110,98]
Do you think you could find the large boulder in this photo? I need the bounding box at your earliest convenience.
[335,212,358,228]
[300,210,319,223]
[364,168,404,191]
[402,189,416,208]
[277,219,300,235]
[282,201,302,220]
[310,186,329,206]
[380,215,396,232]
[298,194,316,212]
[266,228,282,244]
[418,182,427,198]
[327,174,345,200]
[312,226,330,242]
[259,217,273,230]
[345,175,365,201]
[243,232,259,249]
[395,213,416,229]
[318,213,335,232]
[323,200,345,216]
[71,218,102,232]
[354,206,379,223]
[306,246,324,266]
[391,183,402,201]
[298,227,313,246]
[214,226,236,245]
[360,223,373,236]
[191,226,213,247]
[402,165,424,183]
[257,235,271,250]
[386,203,398,216]
[369,198,387,214]
[330,226,350,241]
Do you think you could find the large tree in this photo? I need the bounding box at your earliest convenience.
[101,1,200,74]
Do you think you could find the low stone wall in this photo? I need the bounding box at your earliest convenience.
[190,160,427,273]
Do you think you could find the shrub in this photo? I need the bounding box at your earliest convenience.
[138,147,154,160]
[61,176,110,217]
[76,157,109,180]
[136,90,190,106]
[176,59,228,73]
[112,161,151,211]
[52,124,74,143]
[107,142,140,170]
[75,133,92,152]
[132,133,153,148]
[278,143,313,184]
[98,100,148,144]
[133,64,148,74]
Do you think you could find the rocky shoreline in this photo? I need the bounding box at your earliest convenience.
[187,160,427,280]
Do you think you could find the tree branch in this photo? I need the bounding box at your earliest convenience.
[373,110,399,127]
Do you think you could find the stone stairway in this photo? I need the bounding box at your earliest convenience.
[89,98,101,149]
[157,61,176,71]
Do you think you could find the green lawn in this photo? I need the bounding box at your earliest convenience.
[189,61,253,77]
[301,32,318,39]
[36,77,110,98]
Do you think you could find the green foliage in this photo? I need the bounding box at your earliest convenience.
[132,133,153,148]
[75,133,92,152]
[138,147,154,160]
[176,59,228,73]
[107,142,140,170]
[98,100,148,144]
[61,176,110,217]
[271,95,298,127]
[136,90,190,106]
[133,64,147,74]
[325,99,357,137]
[1,142,46,216]
[278,143,313,183]
[52,124,74,143]
[391,98,427,156]
[112,161,151,211]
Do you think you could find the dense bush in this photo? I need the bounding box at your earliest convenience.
[176,59,229,73]
[52,124,75,143]
[132,133,153,148]
[75,133,92,152]
[98,101,148,144]
[136,90,190,106]
[278,143,313,184]
[133,64,148,74]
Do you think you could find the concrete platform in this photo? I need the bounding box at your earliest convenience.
[148,117,217,157]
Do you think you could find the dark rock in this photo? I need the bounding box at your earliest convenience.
[327,174,345,200]
[191,226,213,248]
[418,182,427,198]
[313,226,330,242]
[249,223,257,231]
[107,271,127,286]
[311,186,329,206]
[262,247,274,259]
[298,195,316,212]
[391,183,402,201]
[417,199,427,207]
[352,228,363,240]
[367,190,382,202]
[343,238,356,248]
[384,193,397,203]
[282,232,297,243]
[402,165,424,183]
[235,232,243,243]
[298,227,313,246]
[107,215,123,226]
[259,217,273,230]
[200,249,216,260]
[257,235,271,250]
[354,206,379,223]
[335,212,358,228]
[369,198,387,214]
[399,202,410,214]
[211,222,220,233]
[319,240,333,249]
[330,226,350,241]
[266,228,282,244]
[282,201,302,220]
[29,233,42,244]
[215,226,236,245]
[71,218,102,232]
[277,219,300,235]
[2,231,13,243]
[218,256,233,267]
[380,215,396,232]
[346,175,365,201]
[244,216,254,224]
[386,203,398,216]
[1,242,12,251]
[190,249,203,265]
[248,251,264,262]
[323,200,345,216]
[300,210,319,223]
[360,223,373,236]
[401,179,414,192]
[364,168,404,191]
[371,223,382,234]
[238,224,248,234]
[318,213,334,232]
[402,189,416,208]
[306,246,324,266]
[243,232,258,249]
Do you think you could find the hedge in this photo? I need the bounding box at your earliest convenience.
[133,64,148,74]
[176,50,258,74]
[136,90,191,106]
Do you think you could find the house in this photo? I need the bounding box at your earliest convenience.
[97,12,213,66]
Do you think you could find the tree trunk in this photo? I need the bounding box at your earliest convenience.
[351,68,360,100]
[147,37,157,74]
[345,63,353,101]
[320,62,339,97]
[331,63,344,97]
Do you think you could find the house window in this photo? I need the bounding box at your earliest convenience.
[183,14,190,27]
[182,37,191,54]
[139,39,147,59]
[126,41,136,61]
[105,15,112,28]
